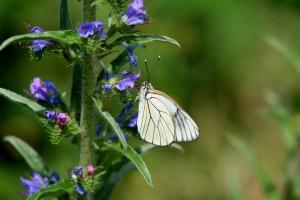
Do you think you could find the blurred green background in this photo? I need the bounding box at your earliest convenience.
[1,0,300,199]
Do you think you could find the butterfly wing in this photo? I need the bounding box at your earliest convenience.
[137,88,175,146]
[173,108,200,142]
[148,90,200,142]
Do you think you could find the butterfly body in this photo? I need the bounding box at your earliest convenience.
[137,81,200,146]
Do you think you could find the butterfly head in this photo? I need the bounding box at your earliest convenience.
[141,81,153,90]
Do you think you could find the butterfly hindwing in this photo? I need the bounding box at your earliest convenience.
[174,108,199,142]
[148,90,199,142]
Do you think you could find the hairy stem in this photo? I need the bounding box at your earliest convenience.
[79,0,97,199]
[79,53,97,167]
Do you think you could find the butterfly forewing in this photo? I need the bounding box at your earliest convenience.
[137,82,199,146]
[138,88,175,146]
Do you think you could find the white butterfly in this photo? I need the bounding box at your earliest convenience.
[137,81,200,146]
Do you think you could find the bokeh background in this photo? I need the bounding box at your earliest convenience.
[1,0,300,199]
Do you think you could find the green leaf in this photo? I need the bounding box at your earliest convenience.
[0,88,45,112]
[93,97,127,150]
[263,92,296,152]
[228,135,280,200]
[28,180,75,200]
[266,35,300,75]
[59,0,72,30]
[108,34,181,48]
[0,31,82,51]
[110,49,131,72]
[105,142,153,187]
[4,136,48,175]
[227,171,246,200]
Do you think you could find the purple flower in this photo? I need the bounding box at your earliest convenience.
[127,112,138,128]
[57,113,69,126]
[20,173,49,197]
[44,110,58,120]
[30,77,48,101]
[115,73,140,91]
[123,0,147,26]
[76,183,86,196]
[29,77,60,106]
[30,26,51,52]
[77,21,106,38]
[124,43,138,67]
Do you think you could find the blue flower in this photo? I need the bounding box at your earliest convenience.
[20,172,49,197]
[72,165,83,178]
[30,26,51,52]
[119,69,133,78]
[123,0,147,26]
[77,21,106,38]
[49,172,60,184]
[44,110,58,120]
[115,73,140,91]
[116,102,133,123]
[124,44,138,67]
[29,77,60,106]
[76,183,86,196]
[96,102,137,139]
[107,132,129,141]
[96,124,104,136]
[102,83,113,91]
[127,112,138,128]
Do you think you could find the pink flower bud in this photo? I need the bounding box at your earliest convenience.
[87,165,95,175]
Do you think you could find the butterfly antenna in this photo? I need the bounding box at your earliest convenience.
[144,59,151,82]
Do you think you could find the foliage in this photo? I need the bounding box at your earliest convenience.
[0,0,183,199]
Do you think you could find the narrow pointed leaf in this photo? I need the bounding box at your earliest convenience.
[93,98,127,150]
[0,31,82,51]
[266,35,300,74]
[110,49,130,72]
[105,142,153,187]
[227,171,246,200]
[108,34,181,48]
[0,88,45,112]
[228,135,280,200]
[28,180,76,200]
[59,0,72,30]
[4,136,48,175]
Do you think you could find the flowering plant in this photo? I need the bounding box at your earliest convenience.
[0,0,181,199]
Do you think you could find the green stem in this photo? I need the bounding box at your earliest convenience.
[83,0,96,22]
[79,53,97,167]
[79,0,97,199]
[283,138,300,200]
